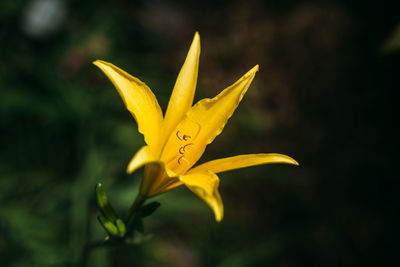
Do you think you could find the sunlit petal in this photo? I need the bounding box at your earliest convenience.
[179,171,224,222]
[161,65,259,174]
[162,32,200,148]
[93,60,163,152]
[141,162,180,197]
[125,147,181,196]
[188,153,299,174]
[126,145,155,174]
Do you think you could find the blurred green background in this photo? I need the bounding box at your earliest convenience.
[0,0,398,266]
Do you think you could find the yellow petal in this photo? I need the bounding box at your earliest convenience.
[160,65,259,174]
[179,171,224,222]
[126,146,155,174]
[188,153,299,174]
[141,162,180,197]
[126,146,181,196]
[162,32,200,147]
[93,60,163,152]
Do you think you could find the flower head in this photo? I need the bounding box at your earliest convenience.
[94,32,298,221]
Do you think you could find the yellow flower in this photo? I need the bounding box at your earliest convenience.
[93,32,298,222]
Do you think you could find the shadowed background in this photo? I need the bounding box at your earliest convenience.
[0,0,398,266]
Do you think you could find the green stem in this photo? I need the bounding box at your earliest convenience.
[123,194,146,225]
[79,194,146,266]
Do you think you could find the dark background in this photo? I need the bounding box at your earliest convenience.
[0,0,398,266]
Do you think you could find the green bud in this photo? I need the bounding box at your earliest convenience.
[97,215,119,237]
[95,183,118,221]
[115,219,127,237]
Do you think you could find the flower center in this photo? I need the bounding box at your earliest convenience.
[161,119,201,174]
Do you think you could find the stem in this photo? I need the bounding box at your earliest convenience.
[123,194,146,225]
[79,194,146,266]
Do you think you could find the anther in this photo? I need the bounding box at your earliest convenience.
[183,143,194,150]
[178,156,188,165]
[176,131,191,141]
[176,131,183,141]
[179,143,194,154]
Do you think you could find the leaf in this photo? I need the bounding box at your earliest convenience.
[138,201,161,218]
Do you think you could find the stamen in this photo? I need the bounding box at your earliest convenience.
[183,143,194,150]
[178,156,189,165]
[176,131,183,141]
[179,143,194,154]
[176,130,191,141]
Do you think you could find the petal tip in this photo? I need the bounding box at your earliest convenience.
[93,59,103,66]
[269,153,299,166]
[126,164,134,174]
[244,65,259,79]
[93,59,109,69]
[215,213,224,222]
[279,154,299,166]
[252,64,259,73]
[191,32,201,51]
[286,156,299,166]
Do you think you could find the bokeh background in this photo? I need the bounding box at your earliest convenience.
[1,0,398,266]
